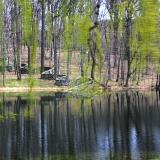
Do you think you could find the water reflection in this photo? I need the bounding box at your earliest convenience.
[0,91,159,160]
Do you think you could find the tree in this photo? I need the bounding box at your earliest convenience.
[88,0,101,80]
[0,0,4,86]
[40,0,45,73]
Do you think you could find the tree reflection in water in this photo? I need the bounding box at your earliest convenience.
[0,91,159,160]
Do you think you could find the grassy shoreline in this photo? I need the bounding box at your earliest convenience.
[0,83,155,93]
[0,74,156,94]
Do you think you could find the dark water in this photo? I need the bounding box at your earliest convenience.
[0,91,160,160]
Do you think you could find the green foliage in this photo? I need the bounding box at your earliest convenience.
[118,0,160,79]
[135,0,160,62]
[17,0,38,88]
[70,78,107,98]
[0,0,159,89]
[63,16,74,49]
[75,14,92,48]
[29,21,38,89]
[17,0,32,43]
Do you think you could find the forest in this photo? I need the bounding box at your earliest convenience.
[0,0,160,91]
[0,1,160,159]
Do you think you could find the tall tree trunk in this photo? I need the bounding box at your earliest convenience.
[113,27,118,68]
[80,47,84,77]
[121,59,124,85]
[53,34,58,79]
[50,43,52,67]
[116,54,121,82]
[1,33,5,87]
[106,0,119,68]
[91,50,96,80]
[41,0,45,73]
[11,3,16,75]
[13,38,17,75]
[50,2,58,79]
[67,49,70,80]
[16,5,21,80]
[88,0,101,81]
[125,60,131,87]
[57,38,61,74]
[28,45,30,70]
[136,68,140,85]
[125,13,132,87]
[108,51,111,80]
[156,73,160,89]
[159,74,160,88]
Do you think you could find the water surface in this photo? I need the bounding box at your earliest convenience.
[0,91,160,160]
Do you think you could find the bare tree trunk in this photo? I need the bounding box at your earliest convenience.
[13,38,17,75]
[16,5,21,80]
[91,51,96,80]
[125,14,132,87]
[125,60,131,87]
[50,2,58,79]
[50,42,52,67]
[113,28,118,68]
[108,52,111,80]
[156,73,160,89]
[80,47,84,77]
[57,38,61,74]
[88,36,97,80]
[41,0,45,73]
[66,49,70,80]
[1,33,5,87]
[53,34,57,79]
[11,2,16,75]
[136,68,140,85]
[159,74,160,88]
[28,45,30,70]
[88,0,101,80]
[121,59,124,85]
[116,54,121,82]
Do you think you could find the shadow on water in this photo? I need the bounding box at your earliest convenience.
[0,91,160,160]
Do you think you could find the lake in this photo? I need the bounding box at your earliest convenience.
[0,91,160,160]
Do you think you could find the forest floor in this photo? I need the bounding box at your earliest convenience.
[3,48,157,93]
[108,77,156,92]
[0,73,156,93]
